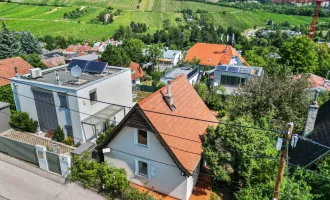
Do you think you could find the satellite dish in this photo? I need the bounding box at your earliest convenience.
[213,82,219,87]
[71,65,82,78]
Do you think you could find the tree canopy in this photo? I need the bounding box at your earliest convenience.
[20,31,42,55]
[0,21,20,59]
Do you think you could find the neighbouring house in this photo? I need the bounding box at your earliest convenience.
[289,99,330,167]
[63,44,91,58]
[10,60,133,143]
[66,54,99,64]
[129,61,145,99]
[160,67,200,86]
[96,75,217,200]
[307,73,330,92]
[156,48,182,71]
[41,52,66,68]
[212,65,264,94]
[0,57,34,86]
[184,43,246,67]
[0,101,11,133]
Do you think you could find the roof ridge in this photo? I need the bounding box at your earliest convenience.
[138,74,186,106]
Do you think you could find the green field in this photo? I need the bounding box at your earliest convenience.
[2,1,330,41]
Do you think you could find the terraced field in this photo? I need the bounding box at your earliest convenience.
[2,1,330,41]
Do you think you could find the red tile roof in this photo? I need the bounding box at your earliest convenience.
[184,43,246,67]
[138,75,218,172]
[129,61,145,81]
[309,74,330,91]
[42,56,66,68]
[0,57,34,86]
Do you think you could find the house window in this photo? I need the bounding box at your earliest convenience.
[89,89,97,105]
[134,129,149,149]
[135,158,150,178]
[59,94,67,108]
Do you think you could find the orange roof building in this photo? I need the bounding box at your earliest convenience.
[97,75,217,200]
[129,61,145,82]
[308,74,330,91]
[184,43,246,67]
[0,57,34,86]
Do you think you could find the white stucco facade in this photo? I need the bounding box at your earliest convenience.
[10,66,133,143]
[103,126,199,200]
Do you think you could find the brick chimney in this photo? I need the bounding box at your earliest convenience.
[303,91,319,137]
[163,81,176,111]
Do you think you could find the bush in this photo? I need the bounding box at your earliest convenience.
[53,125,65,142]
[10,112,38,132]
[218,109,227,118]
[96,124,115,145]
[63,136,74,146]
[150,71,162,82]
[152,80,159,87]
[122,186,155,200]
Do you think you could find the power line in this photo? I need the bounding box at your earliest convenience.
[296,134,330,150]
[1,75,288,134]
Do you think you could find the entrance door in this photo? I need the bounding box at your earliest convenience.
[32,90,58,132]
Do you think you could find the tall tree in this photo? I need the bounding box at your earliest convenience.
[100,46,131,67]
[279,36,318,73]
[123,38,145,64]
[0,21,20,59]
[20,31,42,55]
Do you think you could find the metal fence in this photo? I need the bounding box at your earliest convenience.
[46,151,61,174]
[0,136,38,165]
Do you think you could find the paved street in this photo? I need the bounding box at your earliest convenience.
[0,159,105,200]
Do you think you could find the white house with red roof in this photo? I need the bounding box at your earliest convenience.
[96,75,217,200]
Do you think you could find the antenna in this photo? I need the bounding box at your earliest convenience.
[71,65,82,79]
[226,35,229,43]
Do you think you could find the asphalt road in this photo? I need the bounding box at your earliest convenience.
[0,160,105,200]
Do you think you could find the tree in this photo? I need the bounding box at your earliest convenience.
[53,125,65,142]
[20,54,47,69]
[194,83,208,101]
[0,85,16,111]
[100,46,131,67]
[20,31,42,54]
[123,38,145,64]
[145,44,163,69]
[0,21,20,59]
[207,86,226,110]
[10,112,38,132]
[228,73,310,132]
[279,36,318,73]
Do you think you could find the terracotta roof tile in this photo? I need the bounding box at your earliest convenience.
[138,75,217,172]
[42,56,66,68]
[309,74,330,91]
[0,57,34,86]
[129,61,145,81]
[184,43,246,67]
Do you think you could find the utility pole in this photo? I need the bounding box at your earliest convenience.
[272,122,294,200]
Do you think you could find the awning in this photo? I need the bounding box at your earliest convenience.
[82,105,124,126]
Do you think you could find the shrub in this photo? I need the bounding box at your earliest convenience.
[10,112,38,132]
[122,186,155,200]
[150,71,162,82]
[96,124,116,145]
[63,136,74,146]
[152,80,159,87]
[218,109,227,118]
[53,125,65,142]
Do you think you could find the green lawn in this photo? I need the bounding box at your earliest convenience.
[2,2,330,41]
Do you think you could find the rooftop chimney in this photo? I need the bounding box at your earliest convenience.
[303,90,319,137]
[14,66,20,78]
[163,81,176,111]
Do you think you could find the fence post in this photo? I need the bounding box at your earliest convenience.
[35,145,49,171]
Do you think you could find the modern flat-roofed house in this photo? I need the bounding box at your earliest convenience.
[184,43,246,67]
[10,60,133,143]
[157,48,182,71]
[212,65,263,94]
[160,67,199,86]
[96,75,217,200]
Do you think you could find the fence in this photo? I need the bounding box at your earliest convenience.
[0,129,74,176]
[136,84,161,93]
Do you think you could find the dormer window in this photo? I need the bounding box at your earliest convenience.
[134,128,149,149]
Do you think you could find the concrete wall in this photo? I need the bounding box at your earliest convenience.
[0,104,11,133]
[104,126,191,200]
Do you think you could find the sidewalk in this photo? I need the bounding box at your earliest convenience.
[0,153,105,200]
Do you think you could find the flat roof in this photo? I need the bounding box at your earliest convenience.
[11,64,128,89]
[67,54,98,61]
[163,67,194,79]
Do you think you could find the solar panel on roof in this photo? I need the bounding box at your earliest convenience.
[216,66,227,71]
[68,59,88,70]
[227,66,239,73]
[84,61,107,74]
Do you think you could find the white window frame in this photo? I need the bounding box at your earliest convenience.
[133,128,150,150]
[135,158,150,179]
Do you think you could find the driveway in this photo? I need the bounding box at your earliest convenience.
[0,158,105,200]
